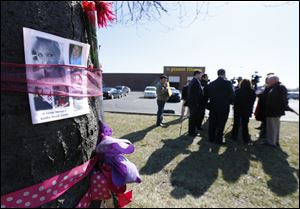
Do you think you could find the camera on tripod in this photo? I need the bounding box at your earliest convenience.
[251,71,261,90]
[230,76,242,85]
[230,77,237,85]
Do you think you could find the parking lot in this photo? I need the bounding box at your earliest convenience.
[103,92,299,122]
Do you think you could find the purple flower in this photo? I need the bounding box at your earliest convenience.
[107,155,141,186]
[96,136,141,186]
[101,122,113,137]
[96,136,134,155]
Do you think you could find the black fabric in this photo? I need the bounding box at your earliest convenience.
[234,87,256,117]
[231,112,251,142]
[254,86,271,122]
[188,77,206,134]
[188,78,205,108]
[231,86,256,142]
[207,77,234,143]
[208,111,229,143]
[181,84,189,100]
[265,83,288,117]
[206,77,235,113]
[188,107,201,135]
[156,99,166,125]
[34,96,53,110]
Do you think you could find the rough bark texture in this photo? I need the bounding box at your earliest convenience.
[1,1,100,207]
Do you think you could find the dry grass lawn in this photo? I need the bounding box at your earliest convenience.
[104,113,299,208]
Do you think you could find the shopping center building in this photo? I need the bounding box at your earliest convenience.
[103,66,205,91]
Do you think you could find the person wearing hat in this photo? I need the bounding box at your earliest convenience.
[156,75,171,127]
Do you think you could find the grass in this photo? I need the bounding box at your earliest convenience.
[104,112,299,208]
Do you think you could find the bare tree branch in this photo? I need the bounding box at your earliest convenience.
[154,1,168,13]
[110,1,214,29]
[113,1,168,24]
[110,1,297,29]
[127,1,133,21]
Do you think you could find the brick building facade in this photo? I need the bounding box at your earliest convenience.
[103,66,205,91]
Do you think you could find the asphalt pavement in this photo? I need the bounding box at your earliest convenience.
[103,92,299,122]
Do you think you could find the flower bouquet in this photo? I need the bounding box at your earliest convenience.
[82,1,114,68]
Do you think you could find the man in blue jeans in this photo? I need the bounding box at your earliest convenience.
[156,75,171,127]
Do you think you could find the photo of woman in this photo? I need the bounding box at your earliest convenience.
[69,44,82,65]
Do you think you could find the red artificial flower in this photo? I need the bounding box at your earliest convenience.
[117,191,132,208]
[82,1,96,12]
[94,1,115,28]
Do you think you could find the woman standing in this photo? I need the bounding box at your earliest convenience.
[231,79,256,144]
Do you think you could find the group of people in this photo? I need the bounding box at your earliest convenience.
[156,69,291,147]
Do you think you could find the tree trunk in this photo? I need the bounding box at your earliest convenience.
[1,1,100,207]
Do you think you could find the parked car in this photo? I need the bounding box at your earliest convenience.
[115,86,127,96]
[167,87,181,102]
[144,86,157,98]
[124,86,131,94]
[103,87,122,99]
[287,91,299,100]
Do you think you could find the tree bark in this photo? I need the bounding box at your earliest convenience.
[1,1,100,207]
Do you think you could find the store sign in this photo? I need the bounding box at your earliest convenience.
[186,67,205,72]
[166,67,205,73]
[170,67,185,72]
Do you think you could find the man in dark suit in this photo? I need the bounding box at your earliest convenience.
[207,69,235,145]
[188,70,206,136]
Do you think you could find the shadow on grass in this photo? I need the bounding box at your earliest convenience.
[120,117,185,144]
[121,114,298,198]
[225,128,298,197]
[170,139,221,198]
[218,130,252,183]
[251,142,298,196]
[170,119,221,199]
[140,133,196,175]
[139,117,192,175]
[165,117,185,126]
[120,124,157,144]
[170,119,298,199]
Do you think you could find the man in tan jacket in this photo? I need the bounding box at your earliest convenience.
[156,75,171,127]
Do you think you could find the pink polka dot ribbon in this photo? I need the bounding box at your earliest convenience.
[75,170,113,208]
[1,124,139,208]
[1,157,98,208]
[75,164,127,208]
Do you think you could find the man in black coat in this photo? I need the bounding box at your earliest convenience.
[188,70,206,136]
[207,69,235,145]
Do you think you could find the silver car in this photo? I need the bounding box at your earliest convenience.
[144,86,157,98]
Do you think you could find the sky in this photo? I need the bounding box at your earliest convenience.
[98,1,299,88]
